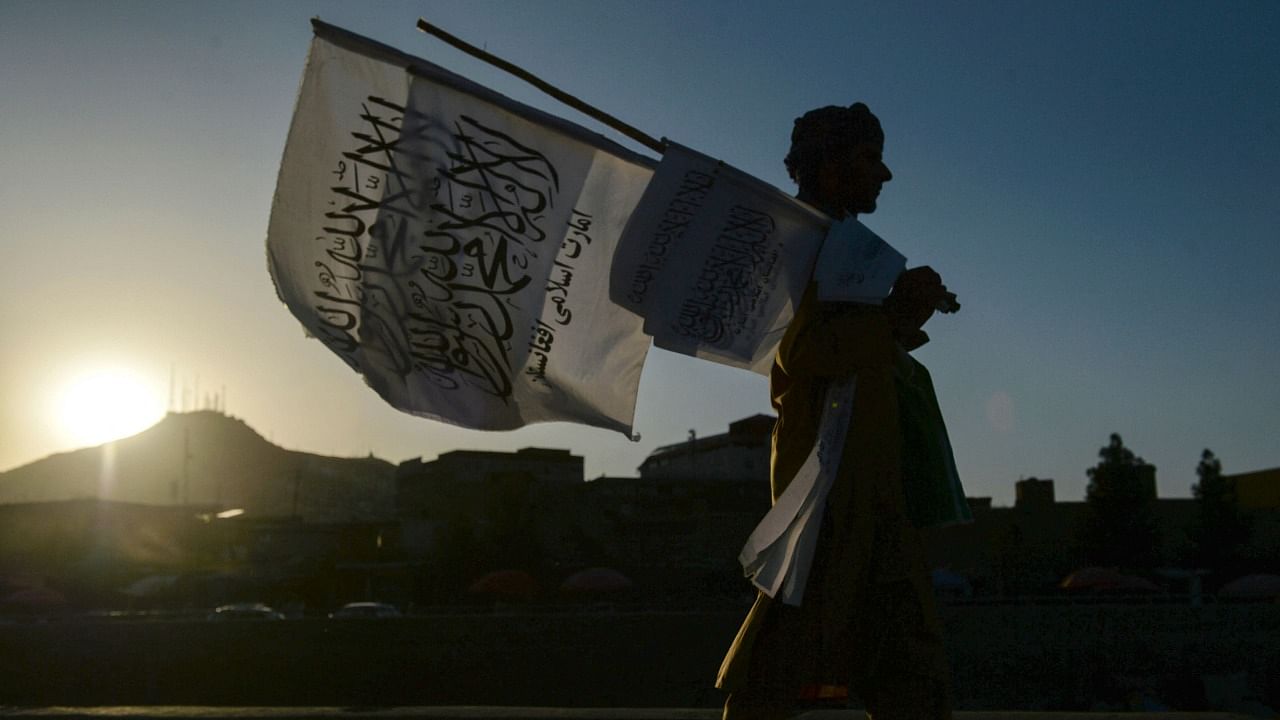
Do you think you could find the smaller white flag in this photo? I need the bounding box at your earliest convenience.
[610,142,830,374]
[611,143,905,375]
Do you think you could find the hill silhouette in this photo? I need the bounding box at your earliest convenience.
[0,411,395,522]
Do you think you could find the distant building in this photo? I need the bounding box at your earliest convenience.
[391,426,1279,601]
[390,419,778,597]
[395,448,589,576]
[1228,467,1280,511]
[927,470,1280,596]
[0,498,414,610]
[219,515,407,608]
[578,471,768,583]
[1015,477,1055,510]
[1135,463,1159,502]
[0,498,221,578]
[1224,467,1280,565]
[569,416,775,593]
[638,414,773,482]
[397,447,583,513]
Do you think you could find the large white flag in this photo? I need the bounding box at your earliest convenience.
[268,21,656,433]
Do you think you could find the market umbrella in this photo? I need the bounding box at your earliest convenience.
[468,569,540,599]
[1059,567,1161,592]
[560,567,633,594]
[1218,574,1280,599]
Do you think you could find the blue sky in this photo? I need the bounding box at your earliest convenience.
[1,0,1276,505]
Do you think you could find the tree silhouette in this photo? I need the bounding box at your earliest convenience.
[1076,433,1161,571]
[1190,449,1250,578]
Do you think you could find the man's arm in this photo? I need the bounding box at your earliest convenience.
[778,299,897,378]
[883,265,955,351]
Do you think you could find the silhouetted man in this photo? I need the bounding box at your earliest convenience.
[717,103,966,720]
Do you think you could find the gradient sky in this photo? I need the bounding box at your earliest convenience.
[2,0,1277,505]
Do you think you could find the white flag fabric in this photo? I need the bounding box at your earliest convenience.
[268,21,656,433]
[610,142,830,375]
[739,378,856,605]
[813,219,906,304]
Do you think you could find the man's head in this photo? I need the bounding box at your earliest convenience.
[785,102,892,217]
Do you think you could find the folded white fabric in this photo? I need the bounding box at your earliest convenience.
[739,377,856,605]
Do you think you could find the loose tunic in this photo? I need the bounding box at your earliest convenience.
[717,286,967,709]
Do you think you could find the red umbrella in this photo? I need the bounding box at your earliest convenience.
[468,569,539,598]
[560,567,633,594]
[1060,567,1160,592]
[1219,574,1280,599]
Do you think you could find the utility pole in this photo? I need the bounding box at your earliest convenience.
[181,427,192,507]
[688,429,697,481]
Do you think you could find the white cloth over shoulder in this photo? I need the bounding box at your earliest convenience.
[813,219,906,305]
[740,378,857,605]
[736,220,907,605]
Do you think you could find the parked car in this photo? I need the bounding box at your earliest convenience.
[328,601,402,619]
[206,602,285,621]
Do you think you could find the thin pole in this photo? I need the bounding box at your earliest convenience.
[416,18,665,154]
[182,427,191,507]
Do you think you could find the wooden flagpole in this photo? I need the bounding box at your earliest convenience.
[416,18,665,154]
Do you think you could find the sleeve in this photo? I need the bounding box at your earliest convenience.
[777,289,900,378]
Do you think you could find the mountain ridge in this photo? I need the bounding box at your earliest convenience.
[0,411,396,522]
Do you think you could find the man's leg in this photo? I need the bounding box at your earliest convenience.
[862,673,951,720]
[721,600,824,720]
[722,687,797,720]
[854,578,954,720]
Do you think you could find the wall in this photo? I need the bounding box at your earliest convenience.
[2,602,1275,710]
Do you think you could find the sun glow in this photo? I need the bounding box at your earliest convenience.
[55,368,166,447]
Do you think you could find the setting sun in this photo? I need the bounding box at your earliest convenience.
[55,368,166,447]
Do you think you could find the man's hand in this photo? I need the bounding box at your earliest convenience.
[884,266,957,347]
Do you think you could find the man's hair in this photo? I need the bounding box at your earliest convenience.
[784,103,884,190]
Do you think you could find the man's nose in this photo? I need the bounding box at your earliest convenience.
[881,163,893,182]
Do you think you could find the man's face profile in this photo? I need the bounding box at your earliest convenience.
[818,140,892,217]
